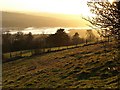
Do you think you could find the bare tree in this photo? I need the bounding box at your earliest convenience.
[85,1,120,41]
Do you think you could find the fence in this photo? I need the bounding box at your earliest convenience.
[2,41,102,63]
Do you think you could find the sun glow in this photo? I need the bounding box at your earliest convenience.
[1,0,92,16]
[108,0,115,3]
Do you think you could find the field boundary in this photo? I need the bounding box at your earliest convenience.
[2,41,106,63]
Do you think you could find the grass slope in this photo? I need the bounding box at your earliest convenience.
[2,42,119,88]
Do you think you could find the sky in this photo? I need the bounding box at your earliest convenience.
[1,0,116,15]
[1,0,92,16]
[1,0,116,16]
[1,0,115,30]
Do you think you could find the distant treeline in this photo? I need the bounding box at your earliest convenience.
[2,28,97,53]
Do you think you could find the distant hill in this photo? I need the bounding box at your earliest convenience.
[2,12,85,28]
[68,29,100,38]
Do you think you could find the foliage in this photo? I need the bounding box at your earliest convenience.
[72,32,82,45]
[46,28,71,47]
[85,1,120,41]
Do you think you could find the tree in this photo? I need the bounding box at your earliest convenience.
[2,31,12,53]
[72,32,81,46]
[85,1,120,41]
[25,32,33,49]
[85,30,96,42]
[2,31,13,58]
[55,28,70,46]
[46,28,70,47]
[85,1,120,88]
[13,32,24,51]
[46,34,55,48]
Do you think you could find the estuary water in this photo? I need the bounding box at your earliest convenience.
[2,27,83,34]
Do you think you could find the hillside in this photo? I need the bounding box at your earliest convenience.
[2,42,119,88]
[2,12,85,28]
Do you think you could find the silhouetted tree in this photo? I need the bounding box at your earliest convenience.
[85,1,120,88]
[2,32,12,53]
[25,32,33,49]
[46,34,55,48]
[85,1,120,41]
[13,32,24,51]
[2,31,13,58]
[72,32,81,46]
[46,28,70,47]
[85,30,96,42]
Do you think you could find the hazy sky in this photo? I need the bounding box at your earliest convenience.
[1,0,92,15]
[1,0,114,29]
[1,0,115,15]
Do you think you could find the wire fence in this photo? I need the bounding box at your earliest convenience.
[2,41,100,63]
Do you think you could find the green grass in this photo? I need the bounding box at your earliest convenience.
[2,41,119,88]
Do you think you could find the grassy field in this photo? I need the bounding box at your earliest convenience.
[2,42,119,89]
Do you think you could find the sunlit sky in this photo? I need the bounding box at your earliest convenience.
[1,0,115,16]
[1,0,93,16]
[1,0,115,15]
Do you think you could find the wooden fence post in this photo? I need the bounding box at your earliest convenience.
[10,52,12,58]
